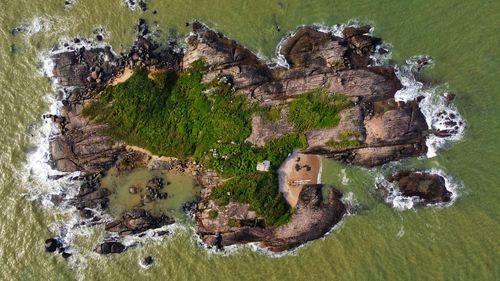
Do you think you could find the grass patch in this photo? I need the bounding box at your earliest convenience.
[288,90,353,132]
[211,172,291,226]
[326,130,363,149]
[258,106,281,123]
[208,209,219,219]
[83,67,253,160]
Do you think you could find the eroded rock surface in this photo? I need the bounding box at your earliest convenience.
[105,209,175,236]
[183,22,432,167]
[197,185,345,252]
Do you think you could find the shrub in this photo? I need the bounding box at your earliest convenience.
[211,172,291,226]
[208,209,219,219]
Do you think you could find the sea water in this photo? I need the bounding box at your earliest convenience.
[0,0,499,280]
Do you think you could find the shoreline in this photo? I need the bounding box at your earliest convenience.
[30,19,465,258]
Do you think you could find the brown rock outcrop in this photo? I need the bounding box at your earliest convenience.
[197,185,346,252]
[45,20,456,253]
[388,170,452,204]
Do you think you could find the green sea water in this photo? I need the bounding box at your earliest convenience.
[0,0,499,280]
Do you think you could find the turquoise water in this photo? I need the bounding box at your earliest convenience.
[0,0,498,280]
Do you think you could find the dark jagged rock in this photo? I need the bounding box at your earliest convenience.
[73,173,110,216]
[44,238,61,253]
[105,209,174,235]
[142,256,154,266]
[144,177,167,202]
[95,241,126,254]
[389,170,452,204]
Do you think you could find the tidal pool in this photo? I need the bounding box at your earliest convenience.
[100,167,200,219]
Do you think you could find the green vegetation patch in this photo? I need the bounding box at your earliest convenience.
[288,90,353,132]
[208,133,307,177]
[208,209,219,219]
[258,106,281,123]
[211,172,291,226]
[326,130,363,149]
[83,67,253,160]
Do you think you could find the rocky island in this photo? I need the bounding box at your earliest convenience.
[43,20,461,255]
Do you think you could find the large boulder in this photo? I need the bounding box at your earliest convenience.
[95,241,126,254]
[389,171,452,204]
[278,26,346,69]
[198,185,346,252]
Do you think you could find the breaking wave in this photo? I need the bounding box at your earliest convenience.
[394,57,466,157]
[375,168,461,210]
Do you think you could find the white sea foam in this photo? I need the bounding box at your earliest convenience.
[341,191,360,215]
[396,225,405,238]
[375,169,461,211]
[340,168,350,185]
[123,0,147,11]
[13,17,52,36]
[394,57,466,157]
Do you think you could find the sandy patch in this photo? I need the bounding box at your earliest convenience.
[110,67,133,86]
[278,152,322,207]
[364,115,384,144]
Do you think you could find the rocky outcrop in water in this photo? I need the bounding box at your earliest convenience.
[387,170,452,204]
[197,185,345,252]
[105,209,175,235]
[95,241,126,255]
[45,19,458,253]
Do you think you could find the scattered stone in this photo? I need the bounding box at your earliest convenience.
[142,256,154,266]
[95,241,126,254]
[129,185,139,194]
[44,238,61,253]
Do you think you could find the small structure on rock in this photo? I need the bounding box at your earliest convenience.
[256,160,270,172]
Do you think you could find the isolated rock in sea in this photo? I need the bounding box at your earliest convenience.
[44,238,61,253]
[141,256,154,266]
[44,19,462,253]
[388,170,452,204]
[95,241,126,254]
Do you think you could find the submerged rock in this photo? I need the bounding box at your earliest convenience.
[105,209,174,235]
[44,238,61,253]
[95,241,126,254]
